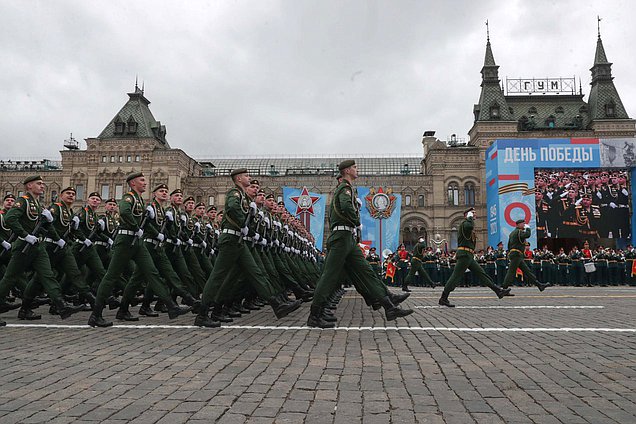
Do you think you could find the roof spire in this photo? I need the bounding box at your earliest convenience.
[135,75,139,91]
[597,15,602,39]
[486,19,490,42]
[141,80,145,95]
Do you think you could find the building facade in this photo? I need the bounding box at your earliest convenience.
[1,33,634,250]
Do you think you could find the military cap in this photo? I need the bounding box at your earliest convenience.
[277,201,285,206]
[126,171,144,183]
[230,168,248,177]
[464,207,475,215]
[250,179,260,186]
[195,202,206,208]
[370,247,376,251]
[338,159,355,171]
[60,186,76,194]
[257,189,266,194]
[22,175,43,185]
[335,173,342,180]
[170,188,183,196]
[3,193,15,201]
[497,241,503,246]
[153,183,169,192]
[105,197,117,205]
[265,194,275,200]
[217,210,224,214]
[184,196,195,203]
[88,192,102,199]
[515,219,526,225]
[207,205,217,212]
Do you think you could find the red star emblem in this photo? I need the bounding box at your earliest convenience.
[290,187,320,216]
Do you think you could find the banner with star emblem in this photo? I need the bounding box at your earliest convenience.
[283,186,326,249]
[357,186,402,255]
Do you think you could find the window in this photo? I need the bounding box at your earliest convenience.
[277,196,283,203]
[51,190,58,202]
[489,103,500,119]
[605,101,616,117]
[135,155,141,162]
[127,155,132,162]
[464,183,475,206]
[114,121,125,135]
[76,184,85,200]
[405,195,411,206]
[448,183,459,206]
[417,195,425,207]
[545,115,556,128]
[126,118,138,134]
[450,227,458,250]
[110,156,115,163]
[101,156,107,163]
[101,184,109,200]
[208,196,215,206]
[119,156,123,163]
[115,184,123,199]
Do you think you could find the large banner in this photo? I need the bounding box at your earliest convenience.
[357,187,402,256]
[486,138,635,249]
[282,187,326,249]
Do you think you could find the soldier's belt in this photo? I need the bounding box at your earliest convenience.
[143,238,160,246]
[537,226,546,230]
[332,225,355,232]
[580,230,597,235]
[457,247,474,253]
[192,243,202,248]
[222,229,241,237]
[243,236,253,242]
[571,259,581,261]
[94,241,109,247]
[627,258,635,261]
[541,260,551,263]
[425,261,435,263]
[118,230,136,236]
[44,237,56,243]
[608,260,617,263]
[18,236,42,242]
[508,248,524,255]
[486,261,495,264]
[559,263,569,265]
[562,222,578,226]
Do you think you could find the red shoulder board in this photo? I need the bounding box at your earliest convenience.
[21,195,29,199]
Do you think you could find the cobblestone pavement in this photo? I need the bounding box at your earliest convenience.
[1,286,635,424]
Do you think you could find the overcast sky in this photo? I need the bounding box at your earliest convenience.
[1,0,635,159]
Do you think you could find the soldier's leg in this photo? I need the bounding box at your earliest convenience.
[502,255,523,289]
[517,258,539,287]
[441,253,471,296]
[184,249,207,293]
[168,249,199,297]
[466,258,499,292]
[312,236,351,308]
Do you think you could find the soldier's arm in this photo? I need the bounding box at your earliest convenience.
[225,190,247,227]
[118,194,138,228]
[336,188,360,226]
[4,201,29,238]
[463,217,475,233]
[144,206,160,239]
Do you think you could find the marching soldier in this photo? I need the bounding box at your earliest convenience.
[404,238,436,289]
[495,241,507,287]
[95,198,118,268]
[0,193,26,310]
[438,208,509,307]
[501,219,550,295]
[307,160,413,327]
[72,192,109,292]
[0,176,82,324]
[88,172,191,327]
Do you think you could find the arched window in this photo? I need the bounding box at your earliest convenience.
[605,100,616,117]
[417,194,425,207]
[464,183,475,206]
[405,195,411,206]
[447,183,459,206]
[449,227,458,250]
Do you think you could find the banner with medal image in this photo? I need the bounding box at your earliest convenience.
[282,187,326,249]
[357,187,402,255]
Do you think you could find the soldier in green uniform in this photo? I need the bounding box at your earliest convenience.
[501,219,550,295]
[195,168,302,328]
[72,192,109,292]
[366,247,382,277]
[569,245,584,286]
[555,247,570,285]
[495,241,507,287]
[484,246,497,284]
[404,239,436,288]
[95,198,118,269]
[307,160,413,328]
[0,176,82,323]
[0,193,26,312]
[88,172,191,327]
[191,202,214,277]
[181,196,208,294]
[438,208,509,307]
[624,245,636,286]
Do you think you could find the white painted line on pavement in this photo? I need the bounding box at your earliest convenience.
[4,323,636,332]
[414,305,605,309]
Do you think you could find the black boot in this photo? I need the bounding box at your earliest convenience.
[107,296,120,310]
[438,291,455,307]
[0,301,21,313]
[322,308,337,322]
[154,300,169,313]
[493,286,511,299]
[380,296,413,321]
[210,304,233,323]
[167,300,192,319]
[181,294,201,314]
[88,302,113,327]
[242,299,260,311]
[389,291,410,305]
[194,302,220,328]
[55,298,84,320]
[81,292,96,311]
[234,300,250,314]
[402,285,412,292]
[139,299,159,317]
[115,303,139,321]
[0,319,5,326]
[18,298,41,320]
[223,304,242,318]
[307,304,336,328]
[270,295,301,319]
[537,282,551,292]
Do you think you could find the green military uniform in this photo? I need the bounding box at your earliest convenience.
[89,175,191,327]
[439,211,504,306]
[405,241,435,287]
[0,200,27,296]
[502,224,543,290]
[72,202,108,290]
[164,199,200,297]
[484,249,497,284]
[556,252,571,285]
[366,249,382,277]
[95,206,117,268]
[495,245,508,286]
[569,249,584,286]
[0,183,81,320]
[180,207,208,293]
[595,249,608,286]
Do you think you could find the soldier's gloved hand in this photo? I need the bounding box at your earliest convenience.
[260,238,267,246]
[596,191,603,199]
[24,234,38,245]
[165,210,174,222]
[194,222,201,231]
[258,210,264,219]
[356,224,363,231]
[41,209,54,223]
[206,223,213,231]
[565,183,571,189]
[466,211,474,218]
[71,215,80,230]
[56,239,66,249]
[145,205,156,219]
[240,226,249,236]
[249,202,258,215]
[274,239,280,247]
[524,224,530,229]
[253,233,261,241]
[284,247,290,253]
[175,239,182,246]
[610,202,618,208]
[210,248,215,255]
[560,192,568,198]
[547,233,552,237]
[180,215,187,224]
[575,198,582,206]
[263,217,270,227]
[107,238,113,247]
[356,198,363,207]
[201,241,207,249]
[622,188,629,196]
[1,240,11,250]
[187,238,193,246]
[546,192,553,199]
[97,219,105,231]
[215,229,220,236]
[135,228,144,238]
[83,239,92,247]
[156,233,165,242]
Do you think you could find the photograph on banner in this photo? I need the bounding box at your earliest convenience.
[282,186,326,249]
[356,186,402,255]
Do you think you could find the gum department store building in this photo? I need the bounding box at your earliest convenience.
[1,34,634,250]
